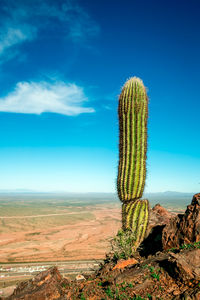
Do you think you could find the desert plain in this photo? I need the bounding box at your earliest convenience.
[0,193,122,263]
[0,192,190,263]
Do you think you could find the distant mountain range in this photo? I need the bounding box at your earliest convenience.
[0,189,196,209]
[145,191,194,197]
[0,189,195,196]
[0,189,194,197]
[0,189,195,199]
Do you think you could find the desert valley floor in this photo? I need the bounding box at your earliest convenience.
[0,194,122,263]
[0,192,188,263]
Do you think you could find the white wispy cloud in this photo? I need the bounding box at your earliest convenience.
[0,3,36,60]
[0,81,95,116]
[37,1,100,42]
[0,26,36,58]
[0,0,100,63]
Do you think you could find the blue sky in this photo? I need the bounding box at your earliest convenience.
[0,0,199,193]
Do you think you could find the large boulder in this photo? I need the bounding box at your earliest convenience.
[6,267,68,300]
[162,193,200,250]
[139,203,175,256]
[140,193,200,255]
[160,248,200,282]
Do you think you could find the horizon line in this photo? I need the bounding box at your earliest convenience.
[0,189,196,194]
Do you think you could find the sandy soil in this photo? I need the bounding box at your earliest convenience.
[0,205,121,263]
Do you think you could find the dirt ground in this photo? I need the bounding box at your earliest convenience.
[0,205,121,263]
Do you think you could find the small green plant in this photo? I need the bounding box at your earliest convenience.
[131,296,146,300]
[120,286,126,292]
[100,282,138,299]
[80,293,86,300]
[105,287,114,298]
[142,264,149,269]
[168,241,200,253]
[151,272,160,281]
[98,282,102,286]
[61,282,67,288]
[149,266,154,272]
[148,266,160,281]
[111,228,137,261]
[167,247,177,253]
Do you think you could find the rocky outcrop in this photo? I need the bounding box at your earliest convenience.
[114,249,200,298]
[139,203,174,256]
[162,193,200,250]
[5,248,200,300]
[152,203,174,223]
[5,267,69,300]
[140,193,200,255]
[159,248,200,283]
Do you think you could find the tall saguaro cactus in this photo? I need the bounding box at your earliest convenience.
[117,77,149,249]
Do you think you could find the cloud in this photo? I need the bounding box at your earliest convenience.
[0,81,95,116]
[0,0,100,63]
[0,26,36,57]
[60,1,100,41]
[0,3,36,60]
[37,1,100,42]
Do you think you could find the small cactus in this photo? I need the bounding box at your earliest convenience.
[117,77,149,249]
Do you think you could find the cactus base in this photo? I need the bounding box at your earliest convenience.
[122,199,149,250]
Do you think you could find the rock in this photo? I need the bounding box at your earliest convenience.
[148,204,174,232]
[159,249,200,282]
[179,289,200,300]
[139,204,175,256]
[173,289,180,296]
[141,193,200,254]
[6,267,68,300]
[152,203,174,222]
[96,261,116,280]
[112,258,138,270]
[75,274,86,281]
[162,193,200,250]
[115,264,149,285]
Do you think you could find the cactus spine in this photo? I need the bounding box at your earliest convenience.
[117,77,149,249]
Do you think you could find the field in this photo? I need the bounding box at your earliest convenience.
[0,192,192,263]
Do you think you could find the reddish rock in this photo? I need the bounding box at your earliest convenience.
[146,203,175,239]
[162,249,200,282]
[152,203,174,222]
[112,258,138,270]
[139,204,175,256]
[149,204,174,228]
[162,193,200,250]
[6,267,68,300]
[179,289,200,300]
